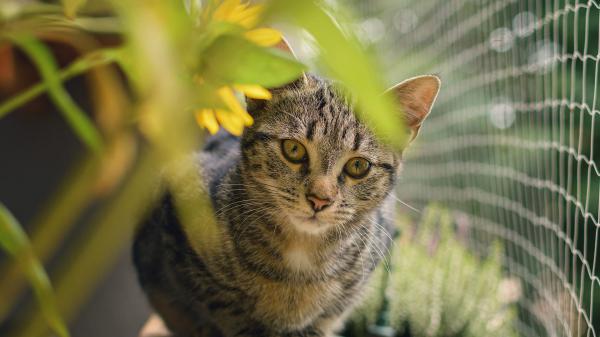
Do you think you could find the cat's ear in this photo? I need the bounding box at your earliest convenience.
[272,37,309,87]
[274,37,299,58]
[386,75,441,141]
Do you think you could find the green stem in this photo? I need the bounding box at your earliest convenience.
[0,203,70,337]
[0,46,121,119]
[4,36,122,152]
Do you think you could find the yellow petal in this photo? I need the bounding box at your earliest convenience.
[229,3,263,28]
[239,109,254,126]
[215,109,244,136]
[234,84,272,100]
[195,109,220,134]
[244,28,283,47]
[213,0,241,21]
[221,3,249,23]
[217,86,246,116]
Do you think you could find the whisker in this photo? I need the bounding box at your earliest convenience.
[214,199,267,216]
[365,216,396,248]
[358,222,391,273]
[391,194,421,214]
[353,226,377,274]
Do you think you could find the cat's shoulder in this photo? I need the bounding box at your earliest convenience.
[199,130,240,171]
[198,130,241,199]
[201,130,240,157]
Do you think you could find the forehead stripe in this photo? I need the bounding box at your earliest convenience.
[341,127,348,141]
[306,120,317,140]
[316,87,327,111]
[241,131,273,149]
[376,163,394,173]
[353,132,362,151]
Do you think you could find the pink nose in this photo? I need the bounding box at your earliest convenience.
[306,194,332,212]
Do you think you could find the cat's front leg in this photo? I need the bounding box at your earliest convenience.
[280,328,327,337]
[227,328,325,337]
[210,318,325,337]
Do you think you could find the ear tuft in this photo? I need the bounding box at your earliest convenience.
[387,75,441,140]
[273,37,309,85]
[274,37,299,58]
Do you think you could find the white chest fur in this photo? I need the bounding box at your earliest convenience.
[284,245,315,272]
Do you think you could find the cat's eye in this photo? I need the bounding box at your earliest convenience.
[281,139,307,163]
[344,157,371,179]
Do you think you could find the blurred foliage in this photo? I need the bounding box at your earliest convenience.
[345,206,518,337]
[0,0,410,336]
[0,204,68,337]
[9,35,103,151]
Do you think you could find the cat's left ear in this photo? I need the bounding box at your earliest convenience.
[386,75,441,141]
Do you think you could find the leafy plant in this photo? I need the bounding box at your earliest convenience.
[0,0,409,336]
[345,206,519,337]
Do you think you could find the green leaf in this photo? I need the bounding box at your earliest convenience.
[202,35,306,87]
[62,0,87,18]
[0,203,70,337]
[268,0,409,148]
[11,35,103,152]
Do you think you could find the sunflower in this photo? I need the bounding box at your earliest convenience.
[213,0,282,46]
[195,0,283,136]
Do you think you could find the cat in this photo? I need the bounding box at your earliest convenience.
[133,42,440,337]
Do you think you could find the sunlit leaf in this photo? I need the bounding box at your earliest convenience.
[267,0,409,148]
[202,34,306,87]
[244,27,282,47]
[0,204,70,337]
[10,35,103,152]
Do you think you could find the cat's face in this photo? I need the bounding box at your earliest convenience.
[241,76,395,234]
[240,74,439,235]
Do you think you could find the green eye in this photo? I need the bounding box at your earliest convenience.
[344,157,371,179]
[281,139,307,163]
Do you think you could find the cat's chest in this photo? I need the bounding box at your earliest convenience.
[282,242,318,272]
[251,277,345,329]
[245,244,341,327]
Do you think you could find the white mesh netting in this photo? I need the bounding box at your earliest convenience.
[352,1,600,336]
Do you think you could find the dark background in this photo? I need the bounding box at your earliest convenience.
[0,45,150,336]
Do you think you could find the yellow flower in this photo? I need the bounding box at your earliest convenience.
[194,0,281,136]
[232,84,272,100]
[212,0,282,47]
[195,85,272,136]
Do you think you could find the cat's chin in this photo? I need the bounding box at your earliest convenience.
[288,215,331,236]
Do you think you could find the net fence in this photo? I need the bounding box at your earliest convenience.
[351,0,600,336]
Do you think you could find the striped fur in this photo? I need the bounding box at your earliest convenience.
[133,74,434,337]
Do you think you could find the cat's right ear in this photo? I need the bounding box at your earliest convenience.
[245,37,308,114]
[386,75,441,142]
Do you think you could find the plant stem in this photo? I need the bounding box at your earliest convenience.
[0,204,70,337]
[0,47,122,119]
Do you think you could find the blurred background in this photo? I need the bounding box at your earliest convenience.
[348,1,600,336]
[1,0,599,336]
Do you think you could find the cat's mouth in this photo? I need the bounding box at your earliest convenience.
[286,212,332,235]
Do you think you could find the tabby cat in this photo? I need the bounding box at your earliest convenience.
[133,44,440,337]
